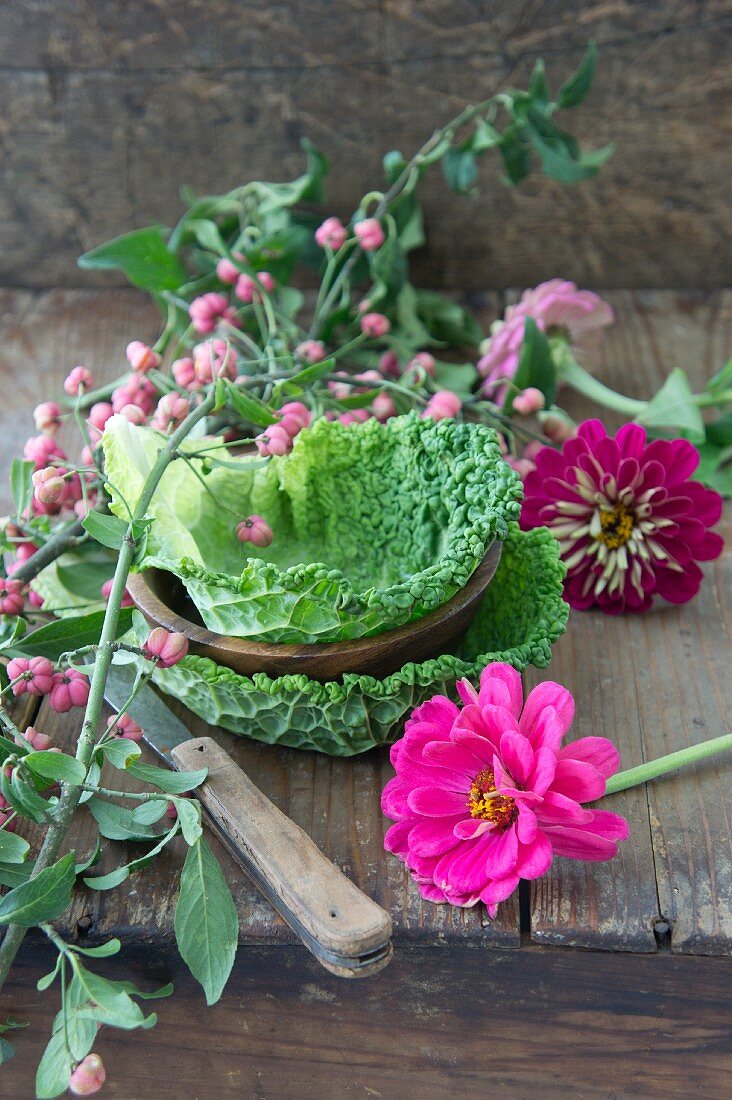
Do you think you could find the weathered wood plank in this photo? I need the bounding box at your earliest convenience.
[0,3,730,289]
[529,290,732,953]
[3,945,732,1099]
[0,288,159,512]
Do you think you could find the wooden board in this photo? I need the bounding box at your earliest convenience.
[0,4,731,289]
[1,289,730,962]
[3,945,732,1098]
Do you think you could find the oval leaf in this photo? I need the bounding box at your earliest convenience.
[174,837,238,1005]
[0,851,75,927]
[25,751,86,786]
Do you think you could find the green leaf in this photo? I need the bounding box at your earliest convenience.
[220,380,280,427]
[74,938,122,958]
[526,120,613,183]
[174,836,238,1005]
[0,830,30,864]
[78,226,188,292]
[414,289,483,346]
[126,761,207,794]
[131,800,169,826]
[442,147,478,194]
[82,510,129,550]
[84,823,179,891]
[282,356,335,390]
[74,840,102,876]
[504,316,557,411]
[36,1026,73,1099]
[37,956,62,991]
[8,767,52,824]
[705,357,732,396]
[558,40,598,108]
[0,862,31,888]
[471,117,501,153]
[184,219,228,255]
[102,738,142,769]
[10,458,34,518]
[172,797,202,846]
[25,751,86,786]
[636,368,705,443]
[0,852,75,927]
[87,797,160,842]
[499,133,532,185]
[7,607,134,663]
[695,441,732,497]
[433,361,479,399]
[528,58,551,109]
[706,412,732,447]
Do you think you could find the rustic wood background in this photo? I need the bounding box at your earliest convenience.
[1,1,730,291]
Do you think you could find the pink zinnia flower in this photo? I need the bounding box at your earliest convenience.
[513,279,614,358]
[382,662,629,916]
[478,280,613,400]
[521,420,724,613]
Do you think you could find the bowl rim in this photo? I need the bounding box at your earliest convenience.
[127,540,503,665]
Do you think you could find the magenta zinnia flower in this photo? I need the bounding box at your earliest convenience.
[382,663,629,917]
[521,420,724,613]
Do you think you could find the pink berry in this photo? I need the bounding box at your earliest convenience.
[542,413,576,444]
[88,402,114,433]
[188,293,237,335]
[278,401,311,433]
[236,515,274,548]
[107,712,144,742]
[216,252,245,284]
[254,424,293,457]
[234,271,275,304]
[32,466,66,506]
[100,579,134,607]
[360,312,390,339]
[68,1053,106,1096]
[339,409,371,426]
[172,357,199,390]
[378,351,400,379]
[354,218,385,252]
[423,390,462,421]
[117,404,147,425]
[151,392,190,431]
[407,352,436,378]
[0,578,25,617]
[15,542,38,564]
[21,726,52,751]
[112,376,156,415]
[28,587,44,608]
[23,434,67,471]
[512,386,546,415]
[64,366,94,396]
[372,393,398,421]
[143,628,189,668]
[126,341,161,373]
[33,401,62,435]
[193,339,237,384]
[49,669,90,713]
[295,340,326,364]
[315,217,348,251]
[7,656,54,698]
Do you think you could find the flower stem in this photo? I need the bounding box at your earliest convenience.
[554,344,646,416]
[605,733,732,795]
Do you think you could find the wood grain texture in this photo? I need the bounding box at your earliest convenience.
[1,289,730,961]
[529,289,732,953]
[0,3,730,289]
[3,945,732,1099]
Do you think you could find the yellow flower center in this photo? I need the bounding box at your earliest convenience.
[468,768,517,828]
[597,504,635,550]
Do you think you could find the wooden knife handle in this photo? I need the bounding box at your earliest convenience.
[170,737,392,978]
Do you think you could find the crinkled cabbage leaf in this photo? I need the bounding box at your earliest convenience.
[102,413,522,644]
[135,525,568,754]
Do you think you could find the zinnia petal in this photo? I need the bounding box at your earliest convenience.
[551,759,607,802]
[478,662,523,716]
[408,815,467,858]
[407,786,470,817]
[499,730,534,786]
[559,736,620,779]
[520,682,575,741]
[516,832,553,880]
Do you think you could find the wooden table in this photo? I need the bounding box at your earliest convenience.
[1,288,730,1098]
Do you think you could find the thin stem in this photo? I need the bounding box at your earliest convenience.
[11,519,86,585]
[0,389,216,992]
[605,733,732,795]
[556,347,646,416]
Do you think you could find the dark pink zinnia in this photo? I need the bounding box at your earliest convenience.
[381,663,629,917]
[521,420,723,614]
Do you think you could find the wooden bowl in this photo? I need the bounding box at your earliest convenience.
[127,542,502,682]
